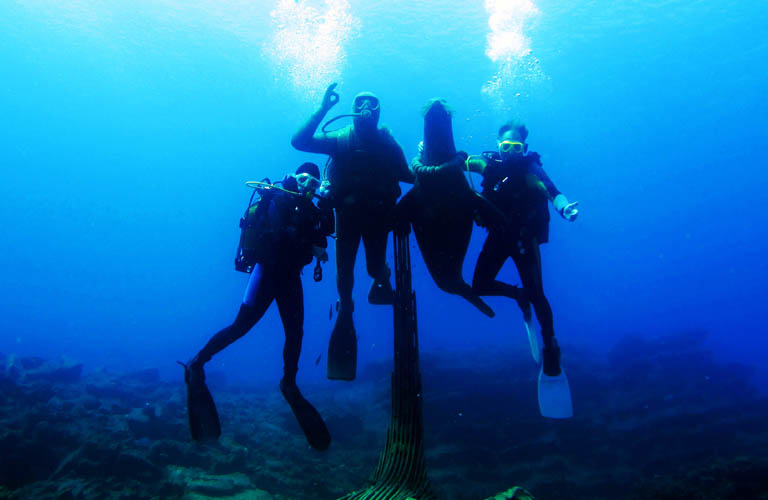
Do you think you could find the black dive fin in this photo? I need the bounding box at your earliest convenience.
[327,312,357,381]
[179,361,221,441]
[281,381,331,451]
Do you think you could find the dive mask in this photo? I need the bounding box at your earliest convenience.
[295,173,322,195]
[353,95,380,113]
[498,140,527,155]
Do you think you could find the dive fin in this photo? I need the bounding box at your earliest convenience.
[179,361,221,441]
[537,368,573,419]
[524,318,541,363]
[280,380,331,451]
[327,311,357,381]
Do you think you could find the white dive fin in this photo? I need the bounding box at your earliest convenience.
[537,368,573,419]
[524,318,541,363]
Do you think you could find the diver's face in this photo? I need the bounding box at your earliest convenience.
[353,95,380,131]
[295,173,320,196]
[498,130,526,161]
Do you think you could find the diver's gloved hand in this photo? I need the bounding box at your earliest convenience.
[553,194,579,221]
[312,245,329,263]
[321,83,339,112]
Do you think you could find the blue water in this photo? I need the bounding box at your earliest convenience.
[1,0,767,394]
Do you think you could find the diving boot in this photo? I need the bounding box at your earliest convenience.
[542,338,562,377]
[327,302,357,381]
[368,267,394,305]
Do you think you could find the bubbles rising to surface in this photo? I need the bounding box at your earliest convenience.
[265,0,360,103]
[483,0,548,113]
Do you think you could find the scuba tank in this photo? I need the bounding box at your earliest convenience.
[235,179,277,273]
[234,176,330,276]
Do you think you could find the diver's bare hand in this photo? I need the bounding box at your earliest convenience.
[322,83,339,111]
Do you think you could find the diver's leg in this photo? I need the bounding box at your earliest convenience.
[274,270,304,386]
[362,209,394,305]
[190,264,276,367]
[276,270,331,450]
[512,238,553,344]
[335,209,362,311]
[328,209,360,380]
[181,264,275,441]
[512,238,559,375]
[472,232,520,300]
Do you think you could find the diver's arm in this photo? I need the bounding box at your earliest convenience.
[533,162,579,221]
[291,83,339,154]
[412,151,468,177]
[465,155,488,175]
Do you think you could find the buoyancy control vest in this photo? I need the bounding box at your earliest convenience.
[480,151,552,242]
[234,180,319,273]
[325,126,404,209]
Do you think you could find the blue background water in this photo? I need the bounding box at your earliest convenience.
[1,0,766,394]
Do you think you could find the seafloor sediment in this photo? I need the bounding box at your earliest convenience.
[1,332,767,500]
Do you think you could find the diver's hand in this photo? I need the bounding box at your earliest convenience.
[312,245,329,263]
[553,194,579,221]
[321,83,339,111]
[562,201,579,221]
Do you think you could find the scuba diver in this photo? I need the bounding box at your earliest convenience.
[397,98,511,318]
[291,83,413,381]
[467,121,579,419]
[180,162,334,450]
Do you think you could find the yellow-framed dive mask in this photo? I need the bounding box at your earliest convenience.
[498,140,526,154]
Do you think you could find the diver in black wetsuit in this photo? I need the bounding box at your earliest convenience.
[291,83,414,381]
[181,162,334,450]
[468,121,579,378]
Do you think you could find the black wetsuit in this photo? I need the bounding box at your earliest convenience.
[472,152,561,347]
[325,125,412,308]
[192,185,334,385]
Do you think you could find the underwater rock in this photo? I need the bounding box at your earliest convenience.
[184,490,274,500]
[24,360,83,384]
[169,468,255,497]
[19,356,46,370]
[147,439,187,466]
[124,367,160,384]
[484,487,536,500]
[125,406,186,441]
[85,381,138,403]
[3,354,24,381]
[80,396,101,411]
[113,451,164,483]
[212,448,249,475]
